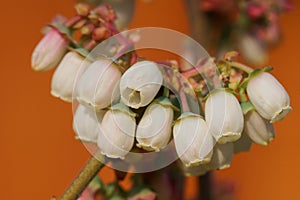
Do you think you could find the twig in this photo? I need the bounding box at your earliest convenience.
[60,151,105,200]
[199,173,213,200]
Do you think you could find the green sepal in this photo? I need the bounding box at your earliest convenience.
[71,47,90,58]
[202,88,238,102]
[239,66,273,90]
[241,101,255,115]
[48,23,73,39]
[153,96,180,112]
[174,112,203,123]
[110,102,137,118]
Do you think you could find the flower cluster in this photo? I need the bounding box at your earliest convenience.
[32,3,292,178]
[199,0,293,65]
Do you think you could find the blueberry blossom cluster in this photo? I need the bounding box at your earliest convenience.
[197,0,293,66]
[32,1,292,183]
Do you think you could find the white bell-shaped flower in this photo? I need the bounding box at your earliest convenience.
[238,34,267,66]
[97,104,136,159]
[209,143,234,170]
[244,110,275,146]
[31,29,67,71]
[173,112,214,167]
[75,59,122,110]
[247,72,292,123]
[180,162,210,176]
[51,52,91,102]
[205,90,244,144]
[73,104,106,143]
[136,97,174,152]
[120,61,163,109]
[233,131,252,154]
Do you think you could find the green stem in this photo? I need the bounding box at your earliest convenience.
[60,151,104,200]
[227,61,254,74]
[163,87,170,97]
[239,87,248,102]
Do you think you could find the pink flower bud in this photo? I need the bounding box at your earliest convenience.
[247,4,265,19]
[31,29,68,71]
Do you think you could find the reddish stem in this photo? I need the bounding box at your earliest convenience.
[64,15,82,27]
[181,64,204,78]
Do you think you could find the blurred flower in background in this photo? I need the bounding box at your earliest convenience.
[197,0,293,65]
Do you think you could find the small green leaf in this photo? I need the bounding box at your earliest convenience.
[263,66,273,72]
[238,68,266,90]
[110,102,137,118]
[49,23,72,37]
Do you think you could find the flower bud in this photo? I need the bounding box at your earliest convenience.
[51,52,91,102]
[244,110,275,146]
[205,90,244,144]
[31,29,67,71]
[233,132,252,154]
[247,72,292,123]
[173,113,214,167]
[120,61,163,109]
[75,59,122,110]
[180,162,210,176]
[136,97,174,151]
[73,104,106,143]
[97,104,136,159]
[238,34,267,66]
[181,143,234,174]
[209,143,234,170]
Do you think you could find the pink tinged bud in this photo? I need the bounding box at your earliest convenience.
[205,90,244,144]
[209,143,234,170]
[244,110,275,146]
[233,132,252,154]
[257,23,280,45]
[73,104,106,143]
[51,52,91,102]
[97,107,136,159]
[136,99,174,152]
[31,29,68,72]
[247,72,292,122]
[247,4,265,19]
[75,59,122,110]
[173,113,214,167]
[238,34,267,66]
[120,61,163,109]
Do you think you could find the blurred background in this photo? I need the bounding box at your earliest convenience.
[0,0,299,199]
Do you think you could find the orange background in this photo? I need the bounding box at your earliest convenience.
[1,0,299,199]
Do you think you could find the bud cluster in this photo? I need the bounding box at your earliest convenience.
[32,3,292,176]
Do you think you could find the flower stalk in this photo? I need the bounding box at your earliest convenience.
[226,61,254,74]
[60,151,104,200]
